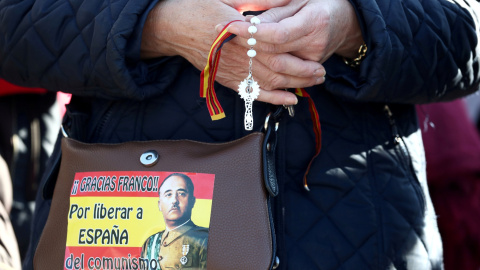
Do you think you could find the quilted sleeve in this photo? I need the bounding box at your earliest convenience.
[0,0,162,100]
[324,0,480,103]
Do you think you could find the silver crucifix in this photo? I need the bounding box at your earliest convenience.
[238,75,260,130]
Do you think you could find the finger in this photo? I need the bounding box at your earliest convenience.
[258,52,325,78]
[221,22,298,54]
[214,39,325,100]
[231,36,325,77]
[218,59,323,93]
[218,48,325,89]
[227,8,315,45]
[231,18,311,44]
[252,58,325,90]
[256,89,298,105]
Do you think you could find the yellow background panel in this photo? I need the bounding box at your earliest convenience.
[66,197,212,247]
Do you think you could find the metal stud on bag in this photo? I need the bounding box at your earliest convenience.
[140,150,159,167]
[272,256,280,269]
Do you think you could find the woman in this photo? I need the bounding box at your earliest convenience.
[1,0,479,269]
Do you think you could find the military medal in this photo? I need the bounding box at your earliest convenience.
[238,16,261,131]
[180,244,189,265]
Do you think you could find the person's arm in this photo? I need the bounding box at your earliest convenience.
[0,0,160,100]
[327,0,480,103]
[0,0,326,105]
[226,0,480,103]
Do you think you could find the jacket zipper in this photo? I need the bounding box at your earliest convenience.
[383,105,426,209]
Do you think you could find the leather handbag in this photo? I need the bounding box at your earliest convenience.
[33,108,283,270]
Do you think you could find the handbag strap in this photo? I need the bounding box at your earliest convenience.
[262,106,284,197]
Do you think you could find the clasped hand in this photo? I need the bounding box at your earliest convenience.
[141,0,363,105]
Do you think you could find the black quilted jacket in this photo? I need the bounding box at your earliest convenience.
[1,0,480,269]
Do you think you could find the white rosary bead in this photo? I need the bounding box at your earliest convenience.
[247,49,257,58]
[248,25,257,34]
[247,38,257,46]
[250,16,261,25]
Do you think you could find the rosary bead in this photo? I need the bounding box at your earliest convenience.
[250,16,261,25]
[248,26,257,34]
[247,38,257,46]
[247,49,257,58]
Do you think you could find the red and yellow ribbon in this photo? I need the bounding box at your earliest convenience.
[294,88,322,191]
[200,20,241,120]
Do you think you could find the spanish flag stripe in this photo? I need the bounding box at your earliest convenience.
[205,33,232,119]
[294,88,321,152]
[200,21,241,120]
[293,88,322,190]
[199,68,208,98]
[206,51,222,116]
[294,88,304,97]
[201,23,238,98]
[209,50,224,114]
[200,27,231,98]
[308,99,321,151]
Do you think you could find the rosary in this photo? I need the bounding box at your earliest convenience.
[200,17,263,131]
[238,16,261,130]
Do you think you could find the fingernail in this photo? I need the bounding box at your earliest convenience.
[316,76,326,84]
[313,69,326,77]
[286,96,298,105]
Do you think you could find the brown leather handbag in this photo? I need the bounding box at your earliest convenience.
[33,110,282,270]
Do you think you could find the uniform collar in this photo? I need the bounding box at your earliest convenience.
[162,220,196,246]
[167,219,192,233]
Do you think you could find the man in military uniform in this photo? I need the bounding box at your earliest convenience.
[141,173,208,269]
